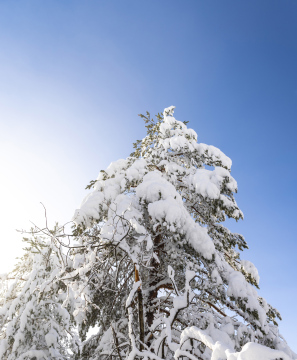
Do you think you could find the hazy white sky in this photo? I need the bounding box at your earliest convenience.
[0,0,296,350]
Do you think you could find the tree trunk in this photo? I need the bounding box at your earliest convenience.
[146,234,162,329]
[135,265,145,351]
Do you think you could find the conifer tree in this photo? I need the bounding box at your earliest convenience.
[67,107,296,359]
[0,106,296,360]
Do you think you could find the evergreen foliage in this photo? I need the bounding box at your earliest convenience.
[0,107,295,360]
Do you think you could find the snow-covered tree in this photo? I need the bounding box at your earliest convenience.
[67,107,296,359]
[1,106,296,360]
[0,234,80,359]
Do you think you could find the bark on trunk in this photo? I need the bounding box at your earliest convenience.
[135,265,145,351]
[146,234,163,328]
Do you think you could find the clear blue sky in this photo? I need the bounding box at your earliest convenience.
[0,0,296,350]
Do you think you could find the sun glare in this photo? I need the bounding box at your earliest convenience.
[0,141,77,274]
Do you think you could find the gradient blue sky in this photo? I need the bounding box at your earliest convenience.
[0,0,296,350]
